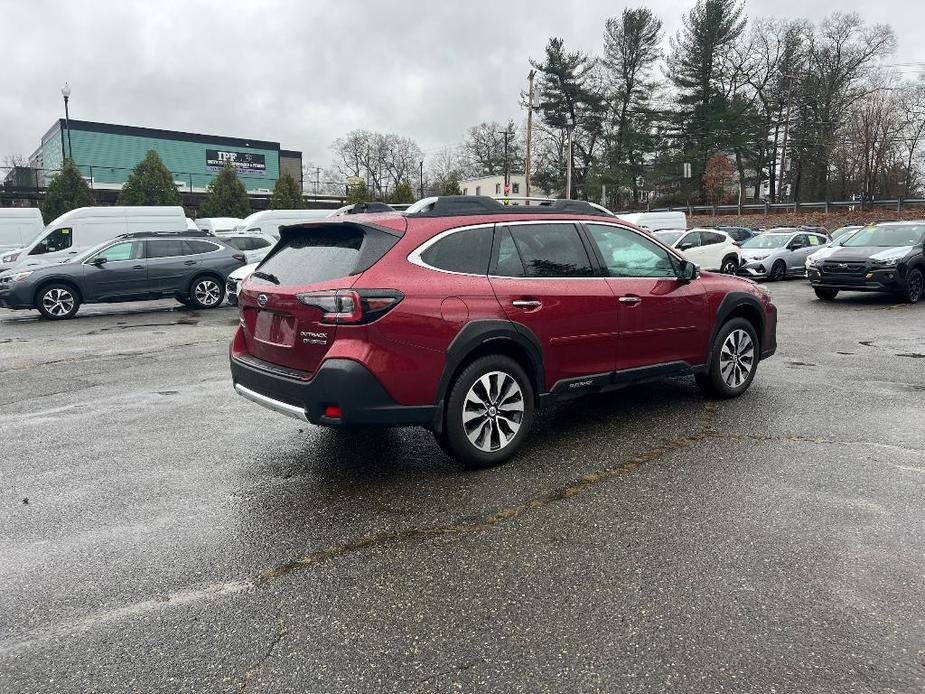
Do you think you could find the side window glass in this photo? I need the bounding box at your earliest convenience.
[31,227,73,255]
[420,226,493,274]
[507,223,593,278]
[147,240,184,258]
[807,234,822,246]
[183,240,218,254]
[792,234,808,248]
[679,231,701,248]
[91,241,140,263]
[701,231,724,245]
[586,224,677,279]
[251,237,271,249]
[494,228,526,277]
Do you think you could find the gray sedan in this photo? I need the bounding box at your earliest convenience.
[0,233,245,319]
[738,229,830,280]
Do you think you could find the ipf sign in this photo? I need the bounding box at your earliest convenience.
[206,149,267,174]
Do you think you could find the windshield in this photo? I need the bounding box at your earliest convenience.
[842,224,925,248]
[830,226,860,239]
[742,234,790,249]
[653,231,683,245]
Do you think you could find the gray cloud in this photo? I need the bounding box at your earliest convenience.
[1,0,922,167]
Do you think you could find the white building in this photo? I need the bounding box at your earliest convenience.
[460,174,545,197]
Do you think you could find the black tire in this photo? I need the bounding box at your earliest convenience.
[188,276,225,309]
[814,287,839,301]
[768,260,786,281]
[696,317,759,399]
[35,283,81,320]
[903,267,923,304]
[440,355,535,469]
[720,255,739,275]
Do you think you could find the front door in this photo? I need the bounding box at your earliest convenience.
[583,222,710,371]
[488,222,618,390]
[82,240,148,302]
[145,239,197,296]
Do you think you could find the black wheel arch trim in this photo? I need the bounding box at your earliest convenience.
[33,277,84,305]
[432,319,545,432]
[707,292,767,367]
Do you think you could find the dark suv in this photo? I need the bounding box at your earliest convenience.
[806,221,925,302]
[0,232,246,319]
[230,196,777,467]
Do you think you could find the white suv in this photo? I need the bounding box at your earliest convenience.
[653,228,741,274]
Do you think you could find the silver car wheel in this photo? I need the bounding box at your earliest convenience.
[42,288,75,317]
[719,329,755,388]
[463,371,525,452]
[194,279,221,306]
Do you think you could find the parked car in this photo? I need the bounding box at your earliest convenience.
[195,217,243,234]
[716,226,760,243]
[226,261,258,306]
[0,208,44,269]
[216,231,276,264]
[5,206,188,271]
[806,221,925,302]
[233,210,333,238]
[804,227,864,269]
[653,228,741,273]
[738,228,829,280]
[615,210,687,232]
[829,225,863,241]
[0,232,246,319]
[230,195,777,468]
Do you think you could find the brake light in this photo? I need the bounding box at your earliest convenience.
[324,405,342,418]
[232,253,247,263]
[295,289,403,324]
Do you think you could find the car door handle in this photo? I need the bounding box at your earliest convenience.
[184,260,196,265]
[618,295,642,305]
[512,299,542,310]
[132,265,144,270]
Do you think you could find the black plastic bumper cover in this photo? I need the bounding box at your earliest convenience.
[231,355,435,429]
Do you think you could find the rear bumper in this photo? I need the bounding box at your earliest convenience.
[762,304,778,359]
[230,353,435,429]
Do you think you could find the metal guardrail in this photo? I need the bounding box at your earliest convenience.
[628,199,925,216]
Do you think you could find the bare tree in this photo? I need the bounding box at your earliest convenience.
[331,130,422,199]
[462,121,523,177]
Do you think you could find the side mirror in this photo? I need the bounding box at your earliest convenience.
[678,242,695,251]
[92,256,107,266]
[678,259,699,282]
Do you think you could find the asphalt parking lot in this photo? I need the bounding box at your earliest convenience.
[1,281,923,694]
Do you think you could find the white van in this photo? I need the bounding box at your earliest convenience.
[0,208,44,263]
[10,206,187,270]
[234,209,332,239]
[616,211,687,232]
[195,217,243,234]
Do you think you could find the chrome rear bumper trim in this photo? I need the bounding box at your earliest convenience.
[234,383,308,422]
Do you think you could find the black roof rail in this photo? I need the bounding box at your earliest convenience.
[344,201,395,215]
[405,195,614,218]
[116,230,216,239]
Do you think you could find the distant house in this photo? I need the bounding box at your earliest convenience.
[459,174,546,197]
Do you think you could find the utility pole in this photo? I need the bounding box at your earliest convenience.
[565,125,574,200]
[526,69,535,198]
[419,160,424,198]
[498,128,511,193]
[314,166,322,195]
[778,74,794,203]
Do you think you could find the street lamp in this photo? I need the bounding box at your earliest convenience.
[61,82,73,161]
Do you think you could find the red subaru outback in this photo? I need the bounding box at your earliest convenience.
[230,197,777,468]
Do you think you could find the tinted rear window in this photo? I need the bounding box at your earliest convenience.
[184,240,220,254]
[421,227,493,274]
[505,223,593,278]
[147,240,185,258]
[224,237,250,250]
[255,225,397,285]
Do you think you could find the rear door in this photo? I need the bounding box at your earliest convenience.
[488,221,618,388]
[698,230,728,270]
[676,231,710,267]
[145,239,195,295]
[583,222,709,370]
[237,223,400,374]
[785,233,814,272]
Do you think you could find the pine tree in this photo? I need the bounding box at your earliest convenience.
[441,172,463,196]
[346,180,371,204]
[42,158,95,221]
[118,150,182,206]
[199,162,251,218]
[389,180,415,204]
[269,171,304,209]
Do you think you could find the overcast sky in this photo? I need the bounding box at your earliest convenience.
[1,0,922,170]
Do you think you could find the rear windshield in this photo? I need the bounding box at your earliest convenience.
[254,224,397,285]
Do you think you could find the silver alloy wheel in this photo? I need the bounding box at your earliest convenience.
[721,258,738,274]
[194,279,221,306]
[463,371,525,452]
[719,329,755,388]
[42,288,75,317]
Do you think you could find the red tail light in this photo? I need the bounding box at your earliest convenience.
[295,289,403,324]
[232,253,247,263]
[733,241,741,247]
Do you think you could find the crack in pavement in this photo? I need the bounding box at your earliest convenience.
[238,612,288,694]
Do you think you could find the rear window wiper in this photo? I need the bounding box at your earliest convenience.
[252,271,280,285]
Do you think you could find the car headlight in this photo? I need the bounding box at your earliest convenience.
[747,254,769,262]
[872,258,899,268]
[9,270,33,283]
[806,256,820,267]
[1,252,20,264]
